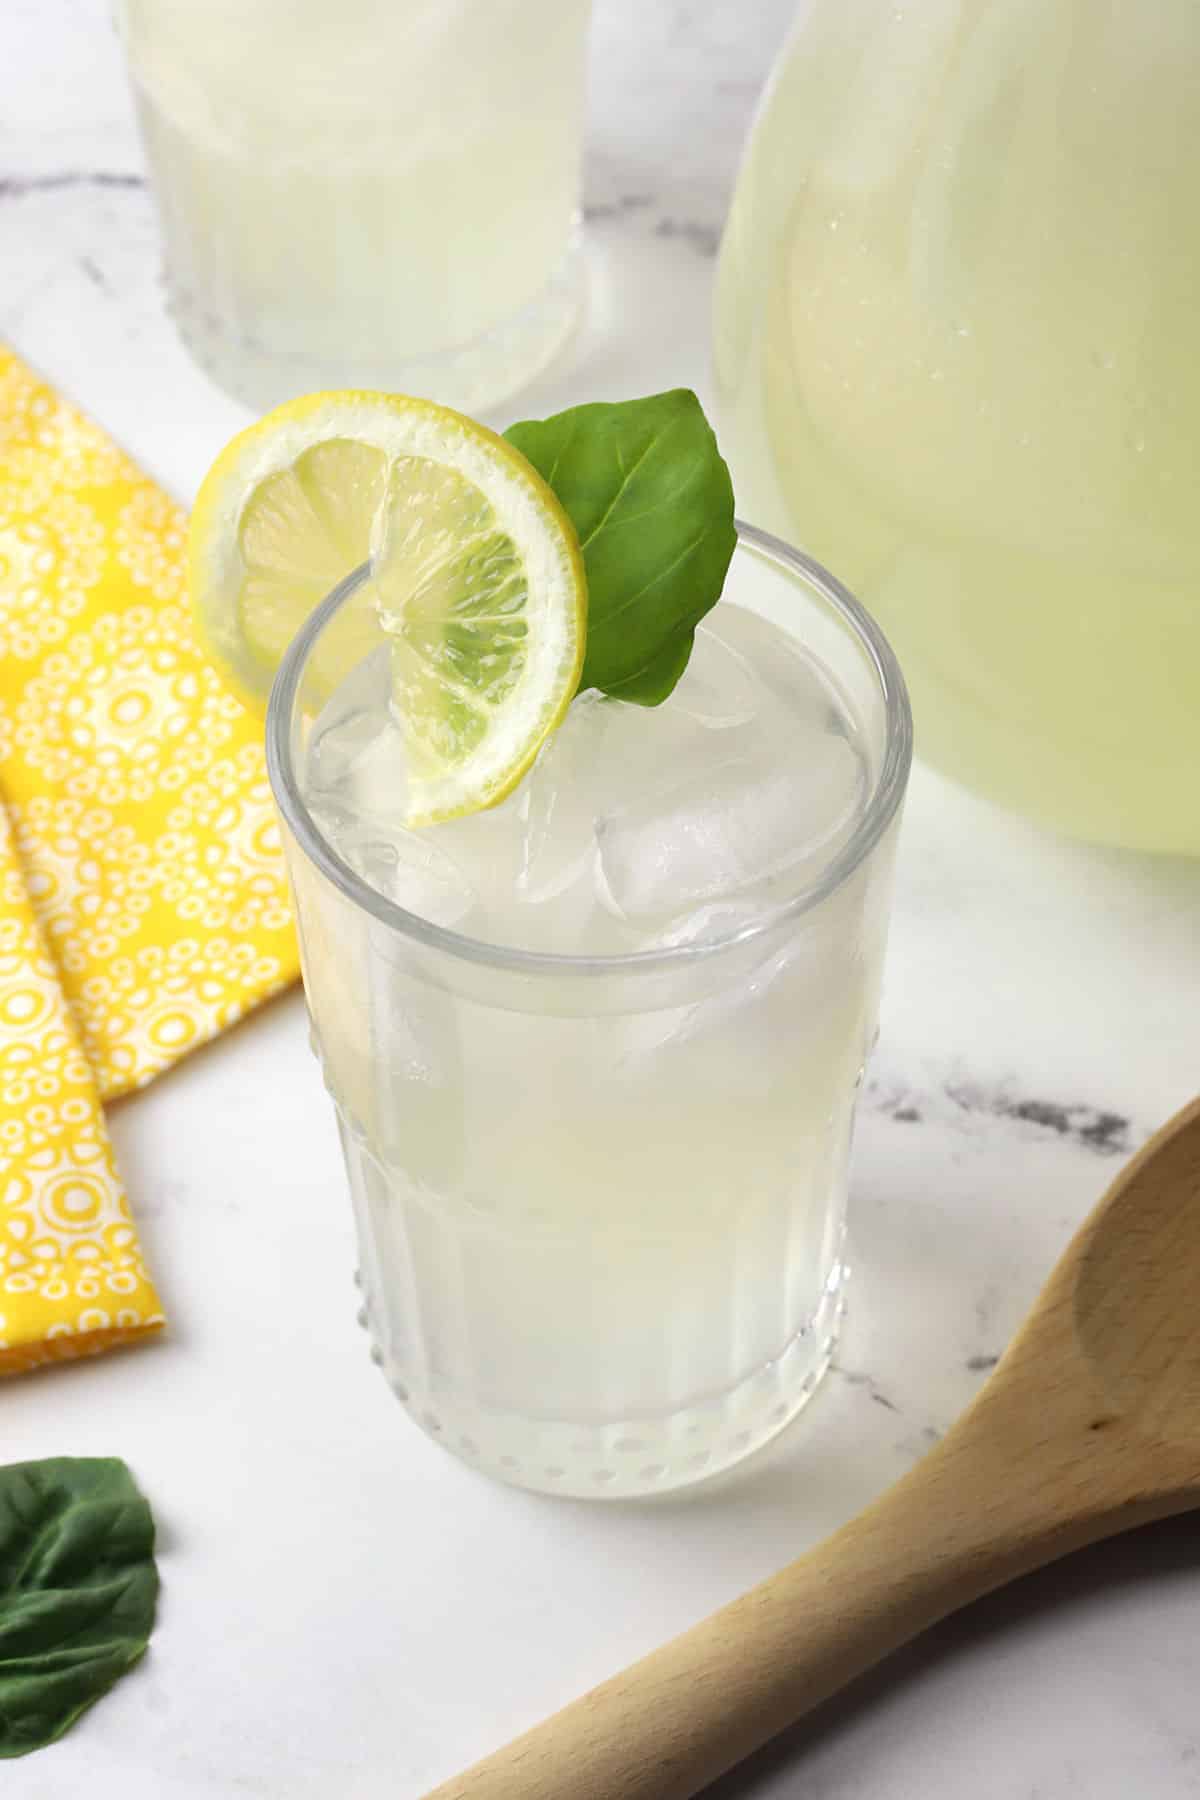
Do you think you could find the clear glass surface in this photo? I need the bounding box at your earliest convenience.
[116,0,591,412]
[715,0,1200,854]
[267,526,912,1496]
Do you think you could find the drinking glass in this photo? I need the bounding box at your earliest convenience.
[266,526,912,1497]
[116,0,592,413]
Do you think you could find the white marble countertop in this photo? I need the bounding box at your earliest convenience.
[3,3,1199,1796]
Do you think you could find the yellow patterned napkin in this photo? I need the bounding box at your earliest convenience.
[0,345,299,1372]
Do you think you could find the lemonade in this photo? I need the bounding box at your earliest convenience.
[190,390,909,1496]
[714,0,1200,853]
[117,0,590,411]
[268,532,909,1496]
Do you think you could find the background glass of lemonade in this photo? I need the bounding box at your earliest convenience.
[116,0,592,413]
[715,0,1200,854]
[267,528,911,1498]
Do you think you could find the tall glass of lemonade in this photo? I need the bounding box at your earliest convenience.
[189,389,910,1497]
[267,531,910,1497]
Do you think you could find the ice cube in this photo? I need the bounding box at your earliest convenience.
[596,734,858,923]
[412,693,613,951]
[304,646,396,806]
[339,826,479,930]
[698,604,854,737]
[304,652,479,930]
[595,607,868,931]
[668,617,761,730]
[417,785,525,907]
[426,695,611,914]
[513,690,616,902]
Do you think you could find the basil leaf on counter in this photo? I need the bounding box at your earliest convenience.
[0,1457,158,1757]
[505,388,736,705]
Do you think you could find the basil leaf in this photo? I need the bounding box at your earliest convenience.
[505,389,736,705]
[0,1457,158,1757]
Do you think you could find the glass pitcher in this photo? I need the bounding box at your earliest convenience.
[715,0,1200,854]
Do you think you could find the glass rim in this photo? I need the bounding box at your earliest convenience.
[265,520,913,979]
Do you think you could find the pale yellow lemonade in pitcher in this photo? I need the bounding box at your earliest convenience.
[715,0,1200,852]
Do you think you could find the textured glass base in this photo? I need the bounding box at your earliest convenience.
[167,236,586,416]
[357,1261,846,1500]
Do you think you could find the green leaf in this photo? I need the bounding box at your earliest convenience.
[505,389,736,705]
[0,1458,158,1757]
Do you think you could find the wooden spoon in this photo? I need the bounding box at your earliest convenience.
[425,1095,1200,1800]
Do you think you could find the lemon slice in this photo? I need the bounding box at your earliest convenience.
[188,391,586,824]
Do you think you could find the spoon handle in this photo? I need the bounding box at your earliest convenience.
[424,1384,1160,1800]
